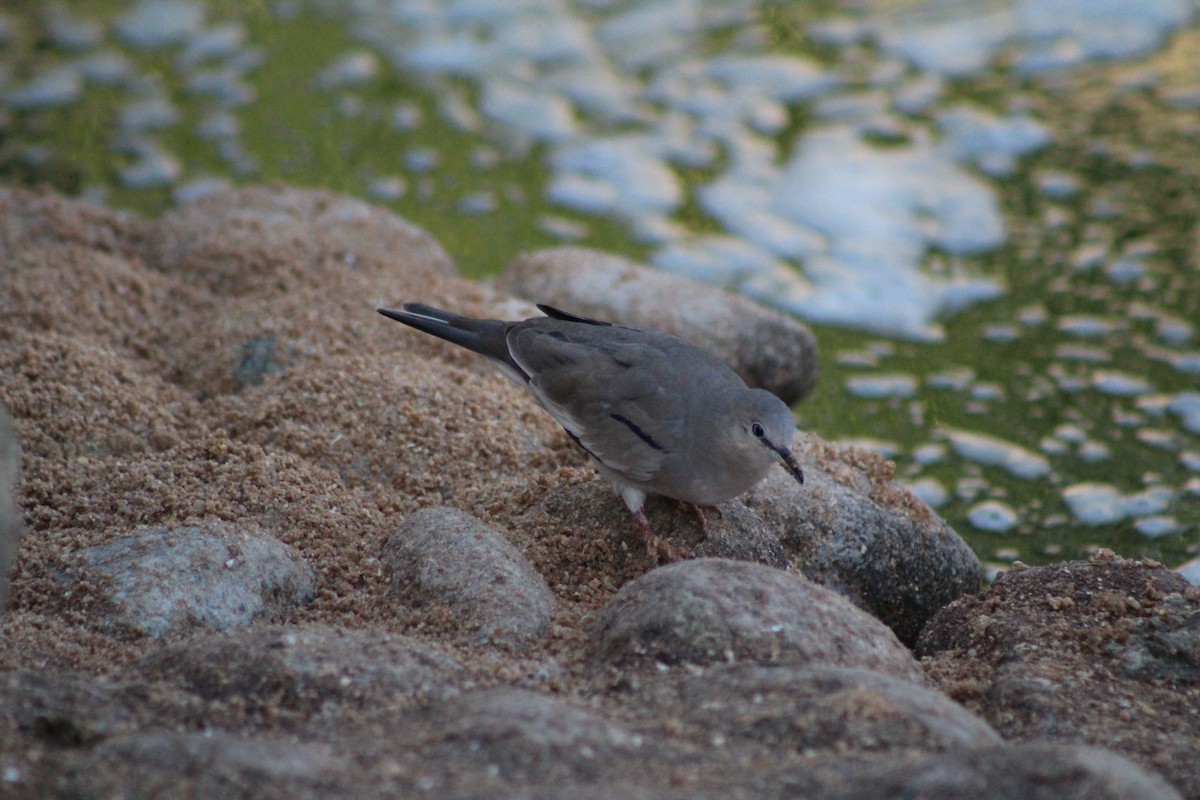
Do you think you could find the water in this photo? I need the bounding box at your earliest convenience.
[1,0,1198,573]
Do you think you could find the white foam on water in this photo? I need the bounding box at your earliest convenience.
[941,427,1052,479]
[1063,482,1179,527]
[1168,392,1200,434]
[1057,315,1122,338]
[1078,441,1112,463]
[481,80,578,142]
[5,65,83,110]
[1123,486,1174,518]
[967,499,1019,533]
[317,51,380,89]
[1091,370,1154,397]
[936,105,1051,177]
[845,374,919,399]
[47,6,103,52]
[119,142,182,188]
[868,0,1194,77]
[1179,557,1200,585]
[176,21,246,69]
[1135,516,1181,538]
[905,477,949,507]
[835,438,902,459]
[115,0,206,50]
[1062,482,1126,526]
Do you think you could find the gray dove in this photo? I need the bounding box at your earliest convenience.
[378,303,804,546]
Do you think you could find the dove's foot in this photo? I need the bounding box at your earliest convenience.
[690,503,723,531]
[633,507,686,564]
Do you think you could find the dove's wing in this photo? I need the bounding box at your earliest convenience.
[506,319,737,483]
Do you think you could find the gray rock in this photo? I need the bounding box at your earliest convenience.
[62,731,348,800]
[64,522,315,639]
[917,554,1200,799]
[634,663,1000,753]
[819,742,1183,800]
[0,187,147,261]
[0,405,20,613]
[590,558,924,681]
[384,507,555,648]
[141,624,465,721]
[745,435,983,645]
[143,185,456,298]
[416,689,649,784]
[430,787,701,800]
[499,247,819,404]
[234,334,290,389]
[0,670,172,747]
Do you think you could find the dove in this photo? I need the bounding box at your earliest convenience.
[378,303,804,551]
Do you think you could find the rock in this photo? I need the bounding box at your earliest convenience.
[519,481,788,568]
[819,742,1183,800]
[56,731,348,800]
[0,330,189,460]
[210,349,560,504]
[590,558,924,681]
[499,247,819,404]
[141,624,465,722]
[631,663,1000,754]
[0,405,20,613]
[0,187,147,262]
[0,670,173,747]
[62,522,315,639]
[0,241,215,366]
[384,507,555,648]
[917,552,1200,800]
[744,435,983,645]
[143,185,456,297]
[414,689,649,784]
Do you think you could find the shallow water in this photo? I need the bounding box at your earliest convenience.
[2,0,1198,571]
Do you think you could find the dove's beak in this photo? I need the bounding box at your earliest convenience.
[772,444,804,485]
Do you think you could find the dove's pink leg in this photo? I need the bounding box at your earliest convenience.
[632,507,684,564]
[634,507,655,539]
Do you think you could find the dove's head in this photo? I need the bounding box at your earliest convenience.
[721,388,804,487]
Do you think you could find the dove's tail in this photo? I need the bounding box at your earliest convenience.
[377,303,512,363]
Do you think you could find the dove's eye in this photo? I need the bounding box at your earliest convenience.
[751,422,766,438]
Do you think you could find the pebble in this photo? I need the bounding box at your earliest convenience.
[384,507,555,648]
[822,743,1183,800]
[415,689,647,782]
[70,732,344,798]
[918,554,1199,798]
[636,663,1001,753]
[744,438,983,645]
[141,624,465,717]
[62,522,315,639]
[145,185,456,299]
[589,558,925,681]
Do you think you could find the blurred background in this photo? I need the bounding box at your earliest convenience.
[2,0,1198,575]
